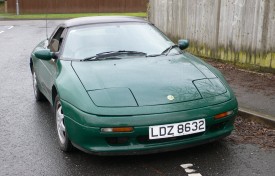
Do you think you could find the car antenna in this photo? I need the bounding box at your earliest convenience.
[45,1,49,40]
[46,15,48,40]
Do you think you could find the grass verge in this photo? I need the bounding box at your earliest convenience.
[0,12,147,19]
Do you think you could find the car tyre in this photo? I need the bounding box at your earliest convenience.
[54,95,73,152]
[32,70,46,101]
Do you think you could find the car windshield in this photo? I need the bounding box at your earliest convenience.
[62,22,181,60]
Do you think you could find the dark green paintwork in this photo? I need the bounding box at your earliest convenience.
[31,21,238,155]
[34,49,54,61]
[88,88,138,107]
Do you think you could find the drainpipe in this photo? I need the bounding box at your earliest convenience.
[16,0,19,15]
[4,0,8,13]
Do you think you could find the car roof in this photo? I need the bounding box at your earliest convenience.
[63,16,148,27]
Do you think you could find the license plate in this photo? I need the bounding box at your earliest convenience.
[149,119,205,140]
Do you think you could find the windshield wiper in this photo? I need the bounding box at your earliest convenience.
[146,44,179,58]
[161,44,179,56]
[81,50,147,61]
[146,53,164,57]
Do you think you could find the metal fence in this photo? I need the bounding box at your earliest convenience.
[7,0,148,13]
[149,0,275,70]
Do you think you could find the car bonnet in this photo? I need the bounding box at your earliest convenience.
[71,54,227,107]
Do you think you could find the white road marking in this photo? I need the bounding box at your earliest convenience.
[181,163,202,176]
[0,31,4,34]
[188,174,202,176]
[185,168,196,173]
[8,26,14,29]
[181,163,193,169]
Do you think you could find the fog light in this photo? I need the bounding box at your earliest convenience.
[101,127,134,133]
[214,110,233,119]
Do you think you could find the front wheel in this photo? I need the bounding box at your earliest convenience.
[54,95,73,152]
[32,70,46,101]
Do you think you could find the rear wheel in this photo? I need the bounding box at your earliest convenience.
[54,95,73,152]
[32,70,46,101]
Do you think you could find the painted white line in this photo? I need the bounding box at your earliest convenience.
[0,31,4,34]
[8,26,14,29]
[188,174,202,176]
[180,164,193,169]
[185,168,196,173]
[181,163,202,176]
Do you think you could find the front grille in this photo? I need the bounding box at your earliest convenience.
[106,137,129,146]
[137,132,204,144]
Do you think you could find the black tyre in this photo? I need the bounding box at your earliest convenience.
[54,95,73,152]
[32,70,46,101]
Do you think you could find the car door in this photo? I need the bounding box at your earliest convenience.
[36,26,66,101]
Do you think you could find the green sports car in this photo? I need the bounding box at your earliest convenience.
[30,16,238,155]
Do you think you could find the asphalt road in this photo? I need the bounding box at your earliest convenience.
[0,20,275,176]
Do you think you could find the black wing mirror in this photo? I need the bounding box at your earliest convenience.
[178,39,189,50]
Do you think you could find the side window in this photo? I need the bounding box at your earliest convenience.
[49,27,65,52]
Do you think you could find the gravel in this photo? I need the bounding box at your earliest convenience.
[226,116,275,149]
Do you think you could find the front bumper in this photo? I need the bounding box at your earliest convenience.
[62,98,238,155]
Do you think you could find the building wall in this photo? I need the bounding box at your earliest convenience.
[149,0,275,71]
[7,0,148,13]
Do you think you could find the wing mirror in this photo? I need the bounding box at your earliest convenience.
[34,49,58,60]
[178,39,189,50]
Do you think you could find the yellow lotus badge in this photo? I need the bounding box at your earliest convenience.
[167,95,175,101]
